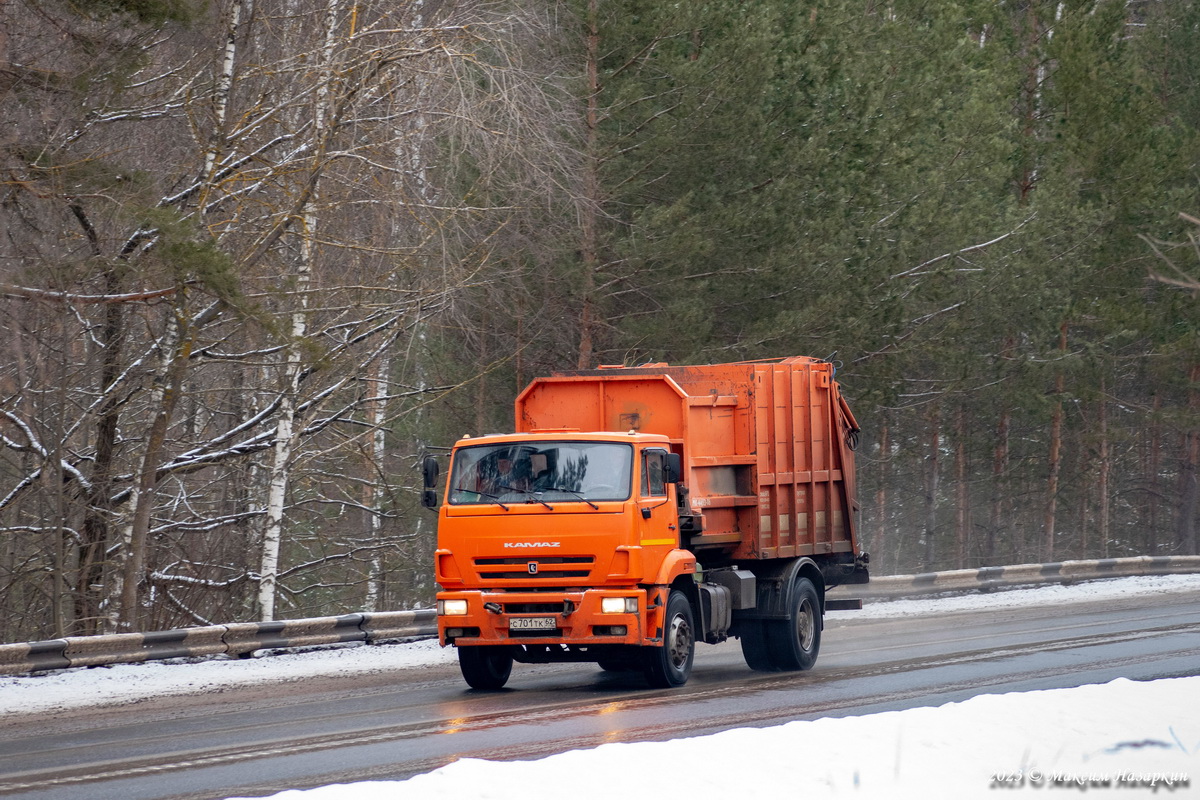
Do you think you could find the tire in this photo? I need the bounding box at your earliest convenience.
[739,619,776,671]
[458,646,514,690]
[765,576,821,671]
[643,590,695,688]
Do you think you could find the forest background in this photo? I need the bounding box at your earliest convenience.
[1,0,1198,642]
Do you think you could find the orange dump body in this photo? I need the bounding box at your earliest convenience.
[515,357,861,563]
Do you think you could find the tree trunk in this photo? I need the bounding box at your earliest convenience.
[196,0,243,214]
[78,253,126,633]
[258,0,340,621]
[1147,393,1162,554]
[51,341,70,637]
[118,306,191,630]
[923,403,941,571]
[1075,440,1090,560]
[874,415,890,574]
[577,0,601,369]
[259,376,298,622]
[363,348,391,612]
[1097,375,1110,558]
[955,405,969,569]
[1016,4,1043,204]
[988,407,1009,567]
[1177,363,1200,555]
[476,310,489,434]
[1043,322,1067,562]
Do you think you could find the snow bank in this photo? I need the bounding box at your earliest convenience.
[240,676,1200,799]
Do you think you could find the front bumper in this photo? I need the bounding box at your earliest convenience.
[437,588,653,647]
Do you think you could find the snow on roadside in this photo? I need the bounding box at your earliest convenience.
[2,573,1199,720]
[0,637,456,719]
[234,676,1200,800]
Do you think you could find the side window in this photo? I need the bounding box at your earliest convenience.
[641,450,667,497]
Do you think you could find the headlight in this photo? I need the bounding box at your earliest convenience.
[601,597,638,614]
[438,599,468,616]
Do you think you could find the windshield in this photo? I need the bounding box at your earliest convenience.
[448,441,633,505]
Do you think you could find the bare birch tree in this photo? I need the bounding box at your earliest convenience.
[0,0,577,638]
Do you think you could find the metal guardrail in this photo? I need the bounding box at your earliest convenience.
[0,609,434,676]
[826,554,1200,599]
[2,555,1198,676]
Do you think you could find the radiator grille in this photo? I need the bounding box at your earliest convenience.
[473,555,595,581]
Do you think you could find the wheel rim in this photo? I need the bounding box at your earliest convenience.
[666,613,693,671]
[795,597,815,651]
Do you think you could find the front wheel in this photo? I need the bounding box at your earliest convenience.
[458,645,514,690]
[643,590,695,688]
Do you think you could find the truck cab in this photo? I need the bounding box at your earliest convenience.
[431,431,697,689]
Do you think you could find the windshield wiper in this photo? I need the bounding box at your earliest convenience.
[541,486,600,510]
[497,486,554,510]
[464,489,509,510]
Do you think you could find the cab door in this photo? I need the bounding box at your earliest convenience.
[637,448,677,548]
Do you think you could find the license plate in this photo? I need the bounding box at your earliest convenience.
[509,616,556,631]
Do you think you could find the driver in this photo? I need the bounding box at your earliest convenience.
[488,454,531,493]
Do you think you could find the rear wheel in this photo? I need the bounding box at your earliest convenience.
[766,576,821,671]
[458,646,514,690]
[643,590,694,688]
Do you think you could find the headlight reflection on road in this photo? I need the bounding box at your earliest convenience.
[441,716,469,735]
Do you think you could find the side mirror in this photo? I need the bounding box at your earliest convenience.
[665,452,683,484]
[420,455,440,509]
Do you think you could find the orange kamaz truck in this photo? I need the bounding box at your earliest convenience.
[422,357,869,689]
